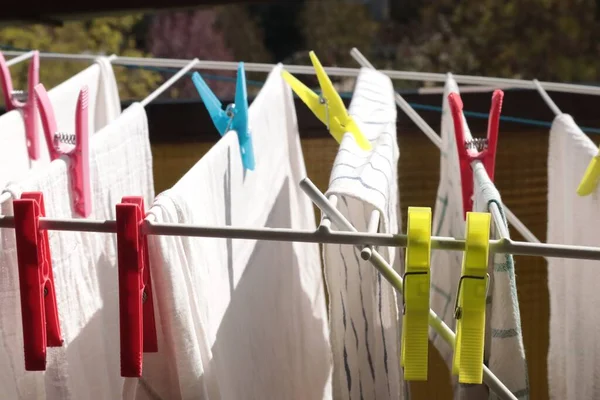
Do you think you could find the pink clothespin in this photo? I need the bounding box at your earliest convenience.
[13,192,63,371]
[34,83,91,217]
[0,51,40,160]
[116,197,158,377]
[448,90,503,218]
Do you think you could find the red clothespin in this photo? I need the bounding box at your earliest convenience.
[13,192,63,371]
[0,51,40,160]
[34,83,91,217]
[116,197,158,377]
[448,90,503,218]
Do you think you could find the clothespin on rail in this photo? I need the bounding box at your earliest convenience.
[448,90,503,218]
[452,211,491,384]
[192,62,255,171]
[0,51,40,159]
[281,51,371,151]
[116,197,157,377]
[13,192,63,370]
[35,83,91,217]
[577,151,600,196]
[401,206,432,381]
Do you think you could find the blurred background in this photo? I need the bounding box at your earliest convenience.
[2,1,600,399]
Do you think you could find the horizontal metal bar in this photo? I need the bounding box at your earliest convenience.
[4,49,600,96]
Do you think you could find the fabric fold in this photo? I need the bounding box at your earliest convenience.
[127,64,332,400]
[0,103,153,400]
[547,113,600,400]
[322,67,405,400]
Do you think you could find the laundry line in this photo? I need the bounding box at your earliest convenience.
[86,62,600,135]
[4,47,600,95]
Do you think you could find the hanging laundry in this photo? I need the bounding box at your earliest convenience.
[547,114,600,400]
[322,67,405,400]
[472,164,529,400]
[125,65,332,400]
[429,76,467,370]
[0,103,153,400]
[0,56,120,189]
[430,76,529,400]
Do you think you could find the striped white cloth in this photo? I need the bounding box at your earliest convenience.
[323,67,405,399]
[429,75,529,399]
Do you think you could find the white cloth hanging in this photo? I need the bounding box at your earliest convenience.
[547,113,600,400]
[124,64,332,400]
[0,57,121,190]
[0,103,153,400]
[430,75,529,400]
[322,67,405,400]
[472,164,529,400]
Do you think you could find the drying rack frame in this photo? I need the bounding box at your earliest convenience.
[0,47,597,400]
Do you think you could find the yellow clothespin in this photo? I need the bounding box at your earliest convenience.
[281,51,372,150]
[452,211,491,384]
[577,152,600,196]
[401,207,432,381]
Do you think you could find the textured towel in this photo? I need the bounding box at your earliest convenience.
[0,57,121,190]
[547,114,600,400]
[125,65,332,400]
[323,67,405,400]
[0,103,153,400]
[472,163,529,400]
[430,75,528,399]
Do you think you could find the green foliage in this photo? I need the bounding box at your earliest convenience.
[299,0,379,67]
[389,0,600,82]
[0,15,161,103]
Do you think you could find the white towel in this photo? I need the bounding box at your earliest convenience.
[125,65,332,400]
[323,67,405,400]
[547,114,600,400]
[0,103,153,400]
[429,75,466,369]
[472,164,529,400]
[430,75,529,399]
[0,57,121,189]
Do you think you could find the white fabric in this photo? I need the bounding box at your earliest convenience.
[472,164,529,400]
[547,114,600,400]
[323,67,405,400]
[126,65,332,400]
[0,103,153,400]
[430,75,529,399]
[0,57,121,189]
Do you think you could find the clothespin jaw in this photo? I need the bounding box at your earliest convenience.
[116,196,158,377]
[576,153,600,196]
[0,51,40,159]
[35,83,91,217]
[452,211,491,384]
[401,206,432,381]
[448,90,503,218]
[13,191,63,371]
[191,62,255,171]
[281,51,371,151]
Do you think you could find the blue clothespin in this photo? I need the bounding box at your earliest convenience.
[191,62,255,171]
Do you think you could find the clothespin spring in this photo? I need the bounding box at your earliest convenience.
[401,271,429,315]
[454,273,490,319]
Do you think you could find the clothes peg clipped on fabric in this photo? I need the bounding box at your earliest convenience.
[191,62,255,171]
[452,211,491,384]
[448,90,503,218]
[0,51,40,160]
[116,197,158,377]
[401,206,432,381]
[13,191,63,371]
[281,51,372,151]
[576,152,600,196]
[34,83,91,217]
